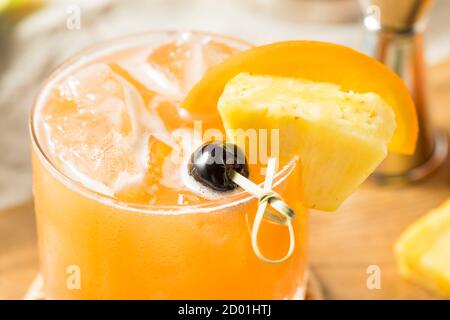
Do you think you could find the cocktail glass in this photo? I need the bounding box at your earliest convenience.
[30,31,308,299]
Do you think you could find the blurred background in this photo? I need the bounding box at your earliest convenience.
[1,0,450,210]
[0,0,449,299]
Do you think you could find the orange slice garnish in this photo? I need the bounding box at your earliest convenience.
[182,41,418,155]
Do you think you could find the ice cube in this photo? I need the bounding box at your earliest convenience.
[120,32,243,98]
[42,63,152,194]
[202,39,240,70]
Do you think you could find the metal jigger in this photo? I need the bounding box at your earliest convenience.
[360,0,448,184]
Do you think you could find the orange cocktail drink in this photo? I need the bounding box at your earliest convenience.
[30,31,308,299]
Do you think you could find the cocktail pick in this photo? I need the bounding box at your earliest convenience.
[230,158,296,264]
[188,142,296,264]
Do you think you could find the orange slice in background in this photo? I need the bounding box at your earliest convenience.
[182,41,418,155]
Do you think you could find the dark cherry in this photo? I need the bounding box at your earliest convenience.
[188,141,249,191]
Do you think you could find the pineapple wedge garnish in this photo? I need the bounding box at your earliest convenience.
[218,73,396,211]
[396,199,450,298]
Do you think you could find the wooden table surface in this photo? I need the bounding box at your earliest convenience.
[0,60,449,300]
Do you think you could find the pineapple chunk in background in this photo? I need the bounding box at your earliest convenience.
[396,199,450,298]
[218,73,396,211]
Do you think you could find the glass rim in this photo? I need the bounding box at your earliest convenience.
[29,29,299,215]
